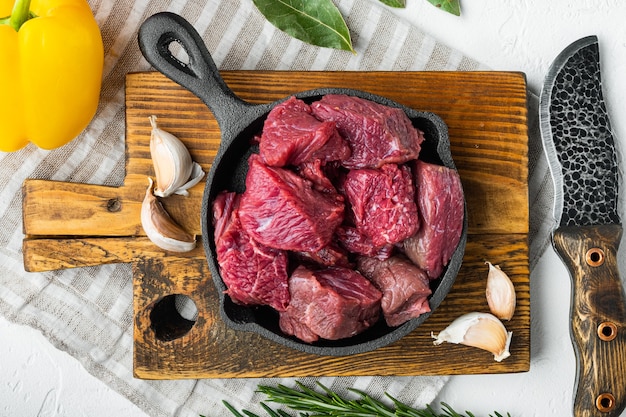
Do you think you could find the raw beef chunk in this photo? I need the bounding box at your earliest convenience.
[212,191,290,311]
[310,94,424,169]
[279,265,382,342]
[403,160,464,279]
[357,255,431,327]
[259,96,350,167]
[293,242,351,268]
[343,164,419,247]
[335,226,394,260]
[296,159,337,194]
[239,154,345,252]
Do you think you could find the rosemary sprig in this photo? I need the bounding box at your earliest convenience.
[221,381,511,417]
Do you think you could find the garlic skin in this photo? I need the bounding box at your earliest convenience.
[432,312,512,362]
[141,177,196,252]
[149,115,205,197]
[485,261,516,321]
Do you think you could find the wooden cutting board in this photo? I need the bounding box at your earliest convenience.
[22,70,530,379]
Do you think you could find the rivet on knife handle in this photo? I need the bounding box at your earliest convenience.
[553,224,626,417]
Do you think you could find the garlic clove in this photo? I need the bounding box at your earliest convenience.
[485,261,516,321]
[172,162,205,196]
[149,115,205,197]
[141,177,196,252]
[432,312,512,362]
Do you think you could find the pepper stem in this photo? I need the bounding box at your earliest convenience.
[6,0,33,31]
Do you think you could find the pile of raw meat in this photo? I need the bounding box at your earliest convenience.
[212,94,464,344]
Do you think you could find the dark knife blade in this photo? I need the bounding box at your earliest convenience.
[540,35,626,417]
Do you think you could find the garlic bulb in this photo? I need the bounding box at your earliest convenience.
[485,261,516,321]
[432,312,512,362]
[141,177,196,252]
[149,115,205,197]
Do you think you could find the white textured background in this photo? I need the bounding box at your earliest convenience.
[2,0,626,416]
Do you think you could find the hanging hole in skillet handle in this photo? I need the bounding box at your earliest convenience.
[168,41,190,66]
[137,12,251,124]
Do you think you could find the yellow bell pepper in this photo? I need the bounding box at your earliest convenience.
[0,0,103,152]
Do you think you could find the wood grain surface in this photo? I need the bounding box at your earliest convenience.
[22,70,530,378]
[553,225,626,417]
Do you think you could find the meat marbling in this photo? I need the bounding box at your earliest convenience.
[342,163,419,247]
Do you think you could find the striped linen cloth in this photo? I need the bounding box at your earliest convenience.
[0,0,549,416]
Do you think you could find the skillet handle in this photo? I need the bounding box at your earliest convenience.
[138,12,250,123]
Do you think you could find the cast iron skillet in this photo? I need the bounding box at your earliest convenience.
[138,12,468,356]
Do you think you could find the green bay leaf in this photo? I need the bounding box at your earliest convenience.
[427,0,461,16]
[378,0,406,7]
[253,0,354,53]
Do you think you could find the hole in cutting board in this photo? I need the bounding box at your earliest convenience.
[150,294,197,341]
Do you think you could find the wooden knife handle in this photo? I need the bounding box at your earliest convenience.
[553,224,626,417]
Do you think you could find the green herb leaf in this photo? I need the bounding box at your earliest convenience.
[221,381,511,417]
[252,0,354,53]
[378,0,406,7]
[427,0,461,16]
